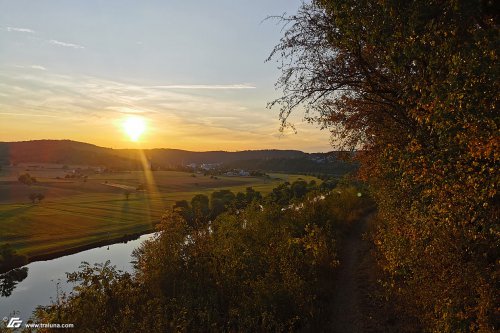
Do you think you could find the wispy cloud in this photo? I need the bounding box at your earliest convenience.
[5,26,35,33]
[13,64,47,71]
[4,27,85,50]
[150,84,256,90]
[105,106,156,115]
[49,39,85,49]
[0,112,58,118]
[30,65,47,71]
[0,69,331,151]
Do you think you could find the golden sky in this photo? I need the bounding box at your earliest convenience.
[0,1,333,152]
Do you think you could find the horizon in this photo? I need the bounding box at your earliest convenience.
[0,0,333,153]
[1,138,339,154]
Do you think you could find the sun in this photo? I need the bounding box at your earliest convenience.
[123,116,146,142]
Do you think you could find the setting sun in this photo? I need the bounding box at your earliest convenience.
[123,116,146,142]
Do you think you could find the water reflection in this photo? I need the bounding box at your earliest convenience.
[0,233,154,320]
[0,267,28,297]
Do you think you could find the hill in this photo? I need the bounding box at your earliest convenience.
[0,140,355,174]
[0,140,129,166]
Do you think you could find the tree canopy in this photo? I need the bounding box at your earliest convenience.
[24,180,373,332]
[268,1,498,331]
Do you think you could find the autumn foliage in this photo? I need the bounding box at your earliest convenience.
[23,182,372,332]
[269,1,498,331]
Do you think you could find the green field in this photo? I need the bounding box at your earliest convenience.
[0,165,317,259]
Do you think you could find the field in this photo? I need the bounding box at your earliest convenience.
[0,164,317,260]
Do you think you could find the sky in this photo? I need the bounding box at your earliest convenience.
[0,0,332,152]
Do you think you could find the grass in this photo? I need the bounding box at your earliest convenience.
[0,167,318,260]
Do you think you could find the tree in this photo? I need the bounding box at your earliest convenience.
[29,193,45,204]
[173,200,193,223]
[234,192,247,209]
[210,190,235,218]
[18,173,36,185]
[291,180,308,199]
[190,194,210,225]
[29,193,38,204]
[245,187,262,203]
[265,182,292,206]
[269,1,498,331]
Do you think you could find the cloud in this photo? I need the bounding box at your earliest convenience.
[49,39,85,49]
[149,84,256,90]
[5,27,35,33]
[30,65,47,71]
[0,112,58,118]
[105,106,157,115]
[0,71,264,135]
[12,65,47,71]
[4,27,85,50]
[0,69,332,151]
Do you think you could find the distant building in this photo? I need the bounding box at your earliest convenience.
[200,163,219,170]
[224,169,250,177]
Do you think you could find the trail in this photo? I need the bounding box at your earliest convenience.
[327,212,413,333]
[330,214,368,332]
[329,213,389,333]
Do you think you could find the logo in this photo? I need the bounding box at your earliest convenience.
[6,317,23,328]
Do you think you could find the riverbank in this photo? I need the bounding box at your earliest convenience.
[0,171,314,275]
[0,229,154,274]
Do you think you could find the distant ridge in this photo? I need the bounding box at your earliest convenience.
[0,140,354,174]
[0,140,129,167]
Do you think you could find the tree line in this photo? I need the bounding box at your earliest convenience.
[8,179,373,332]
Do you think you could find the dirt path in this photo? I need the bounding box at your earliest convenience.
[330,214,370,332]
[329,213,413,333]
[329,214,420,333]
[329,212,403,333]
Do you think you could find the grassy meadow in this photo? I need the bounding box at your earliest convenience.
[0,164,316,260]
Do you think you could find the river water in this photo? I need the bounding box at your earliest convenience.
[0,233,154,321]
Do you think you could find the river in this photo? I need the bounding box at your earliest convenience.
[0,233,154,321]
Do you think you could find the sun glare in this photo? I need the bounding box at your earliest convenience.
[123,116,146,142]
